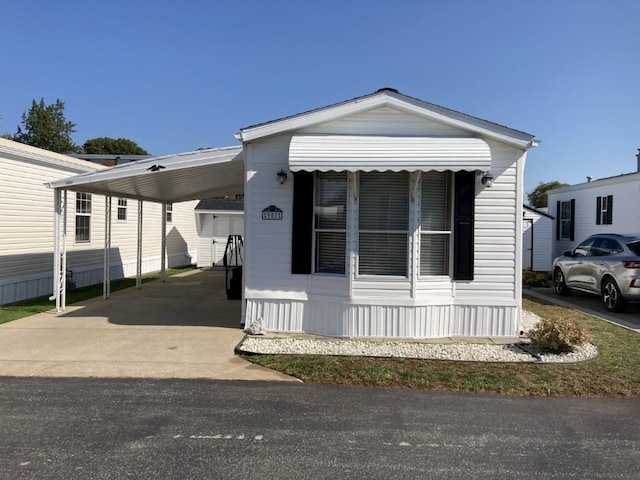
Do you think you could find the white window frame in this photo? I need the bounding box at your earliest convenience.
[75,192,92,243]
[117,198,127,221]
[313,172,348,275]
[356,171,410,278]
[166,202,173,223]
[419,171,453,277]
[560,200,572,240]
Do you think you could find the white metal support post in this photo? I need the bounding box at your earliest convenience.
[136,200,143,289]
[103,195,112,299]
[161,202,167,282]
[52,189,68,312]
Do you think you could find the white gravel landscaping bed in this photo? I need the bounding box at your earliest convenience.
[238,310,598,364]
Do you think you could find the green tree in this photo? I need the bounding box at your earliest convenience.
[13,98,80,153]
[527,180,569,208]
[83,137,149,155]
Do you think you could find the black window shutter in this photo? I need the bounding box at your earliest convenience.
[569,199,575,241]
[453,171,475,281]
[596,196,602,225]
[556,201,561,240]
[291,172,314,274]
[606,195,613,225]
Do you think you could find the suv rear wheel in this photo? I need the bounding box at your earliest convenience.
[554,268,571,296]
[602,277,627,313]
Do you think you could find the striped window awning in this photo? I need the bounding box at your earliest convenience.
[289,135,491,172]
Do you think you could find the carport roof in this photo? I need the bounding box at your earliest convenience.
[47,146,244,203]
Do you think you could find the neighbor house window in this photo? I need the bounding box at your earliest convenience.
[557,199,575,241]
[314,172,347,274]
[596,195,613,225]
[165,202,173,223]
[75,192,92,243]
[117,198,127,221]
[420,171,452,276]
[358,172,409,276]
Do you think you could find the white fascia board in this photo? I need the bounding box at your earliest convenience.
[236,92,539,150]
[47,147,243,190]
[548,171,640,195]
[237,95,386,142]
[196,209,244,215]
[1,145,100,174]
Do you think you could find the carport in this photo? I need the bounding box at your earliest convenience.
[46,146,245,312]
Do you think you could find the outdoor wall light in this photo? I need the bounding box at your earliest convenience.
[481,173,494,188]
[277,169,288,184]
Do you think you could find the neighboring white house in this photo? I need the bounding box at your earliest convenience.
[0,138,198,305]
[522,205,554,272]
[195,198,244,268]
[547,157,640,259]
[237,88,539,338]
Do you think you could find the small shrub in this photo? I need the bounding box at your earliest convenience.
[528,317,589,353]
[522,270,551,287]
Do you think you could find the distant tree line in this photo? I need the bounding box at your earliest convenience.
[5,98,149,155]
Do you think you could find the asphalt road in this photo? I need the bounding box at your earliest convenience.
[1,378,639,479]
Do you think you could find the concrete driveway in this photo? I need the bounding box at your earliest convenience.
[0,269,297,381]
[525,286,640,333]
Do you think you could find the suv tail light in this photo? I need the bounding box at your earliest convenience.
[623,261,640,268]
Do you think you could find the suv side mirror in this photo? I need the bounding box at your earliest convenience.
[562,250,573,257]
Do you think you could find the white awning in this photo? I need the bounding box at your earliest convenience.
[47,146,244,203]
[289,135,492,172]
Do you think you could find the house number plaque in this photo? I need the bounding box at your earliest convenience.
[262,205,283,220]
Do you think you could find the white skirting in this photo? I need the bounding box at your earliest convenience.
[244,298,519,339]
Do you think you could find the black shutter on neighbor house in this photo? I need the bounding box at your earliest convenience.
[569,199,575,241]
[596,196,602,225]
[605,195,613,225]
[291,172,314,274]
[453,171,475,281]
[556,201,561,240]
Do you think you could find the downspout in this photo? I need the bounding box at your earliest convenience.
[103,195,112,299]
[137,200,143,289]
[161,202,167,282]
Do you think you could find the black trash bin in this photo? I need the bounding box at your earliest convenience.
[223,235,243,300]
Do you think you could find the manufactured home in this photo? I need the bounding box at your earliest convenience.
[0,138,198,305]
[547,153,640,259]
[48,88,539,339]
[238,88,539,338]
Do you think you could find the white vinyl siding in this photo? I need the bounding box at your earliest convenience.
[358,172,409,276]
[420,171,451,276]
[314,172,347,274]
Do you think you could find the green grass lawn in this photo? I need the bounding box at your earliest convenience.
[0,267,195,325]
[241,296,640,398]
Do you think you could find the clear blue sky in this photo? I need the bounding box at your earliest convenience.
[2,0,639,194]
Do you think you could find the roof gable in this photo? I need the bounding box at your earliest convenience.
[236,88,539,150]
